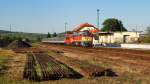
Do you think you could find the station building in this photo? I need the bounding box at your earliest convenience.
[93,31,140,45]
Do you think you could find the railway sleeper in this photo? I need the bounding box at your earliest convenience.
[24,53,83,81]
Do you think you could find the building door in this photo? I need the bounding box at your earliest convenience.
[123,35,130,43]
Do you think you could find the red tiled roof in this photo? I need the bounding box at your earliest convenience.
[73,23,97,32]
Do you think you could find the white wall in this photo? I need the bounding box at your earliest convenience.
[80,27,95,31]
[114,32,139,43]
[93,32,140,44]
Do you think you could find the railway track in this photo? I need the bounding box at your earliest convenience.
[41,43,150,55]
[13,47,46,53]
[41,44,150,61]
[38,44,150,74]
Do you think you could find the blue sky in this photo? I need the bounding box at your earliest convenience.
[0,0,150,33]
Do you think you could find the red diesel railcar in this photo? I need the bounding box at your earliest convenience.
[64,31,93,46]
[64,23,99,47]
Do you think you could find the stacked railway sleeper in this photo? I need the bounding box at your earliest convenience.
[23,53,38,80]
[24,53,81,81]
[48,52,117,78]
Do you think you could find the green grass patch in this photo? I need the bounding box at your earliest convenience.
[35,63,42,79]
[0,56,10,76]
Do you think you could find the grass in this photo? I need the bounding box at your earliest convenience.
[35,62,42,79]
[1,73,150,84]
[0,56,9,77]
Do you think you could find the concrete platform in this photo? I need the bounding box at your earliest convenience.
[121,44,150,50]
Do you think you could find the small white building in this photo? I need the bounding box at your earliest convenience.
[93,32,140,45]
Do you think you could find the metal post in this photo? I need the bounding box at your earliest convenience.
[121,25,122,33]
[136,26,138,39]
[65,22,67,34]
[10,24,11,32]
[97,9,100,29]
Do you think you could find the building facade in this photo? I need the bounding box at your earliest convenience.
[93,32,140,45]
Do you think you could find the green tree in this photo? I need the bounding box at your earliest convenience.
[47,32,51,38]
[101,18,127,32]
[17,37,23,41]
[12,36,17,40]
[37,36,42,42]
[52,32,57,37]
[0,34,1,39]
[3,36,11,40]
[146,27,150,35]
[139,27,150,43]
[25,38,30,42]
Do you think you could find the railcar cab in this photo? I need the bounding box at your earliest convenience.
[64,31,73,45]
[72,30,92,47]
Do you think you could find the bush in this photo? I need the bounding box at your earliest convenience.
[139,36,150,43]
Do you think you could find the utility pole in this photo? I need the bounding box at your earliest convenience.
[121,25,123,33]
[97,9,100,29]
[136,25,138,38]
[65,22,67,34]
[136,26,137,33]
[96,9,100,44]
[10,24,11,32]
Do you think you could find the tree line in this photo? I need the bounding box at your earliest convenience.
[47,32,57,38]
